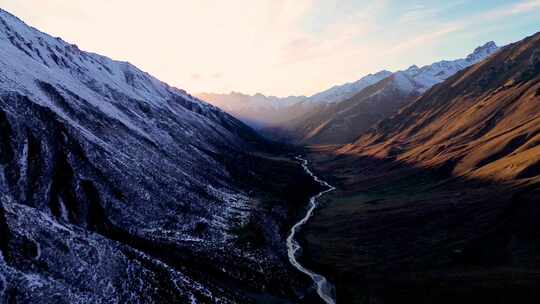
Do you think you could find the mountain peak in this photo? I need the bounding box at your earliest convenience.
[393,41,500,93]
[406,65,420,72]
[0,8,18,20]
[373,70,393,76]
[467,41,498,62]
[479,40,498,50]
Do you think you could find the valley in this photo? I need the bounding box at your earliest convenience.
[199,30,540,303]
[0,5,539,304]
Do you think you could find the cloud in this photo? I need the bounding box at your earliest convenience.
[505,0,540,14]
[480,0,540,19]
[277,0,385,66]
[386,24,464,54]
[397,1,467,24]
[387,0,540,55]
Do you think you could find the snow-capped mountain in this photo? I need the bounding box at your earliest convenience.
[395,41,499,93]
[273,41,500,145]
[198,71,392,129]
[344,36,539,181]
[0,9,317,303]
[200,43,497,133]
[307,70,393,104]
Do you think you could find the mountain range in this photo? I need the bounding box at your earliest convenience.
[199,42,499,145]
[196,91,309,129]
[342,37,538,182]
[276,41,499,145]
[197,70,392,130]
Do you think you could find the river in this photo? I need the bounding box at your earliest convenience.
[286,156,337,304]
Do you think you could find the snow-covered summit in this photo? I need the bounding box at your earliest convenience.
[273,41,502,146]
[466,41,498,62]
[200,69,393,112]
[393,41,499,93]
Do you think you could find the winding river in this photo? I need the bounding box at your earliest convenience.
[286,156,337,304]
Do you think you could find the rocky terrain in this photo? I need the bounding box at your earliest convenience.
[0,9,324,303]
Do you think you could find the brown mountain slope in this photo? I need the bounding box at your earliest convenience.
[301,32,540,304]
[341,31,540,184]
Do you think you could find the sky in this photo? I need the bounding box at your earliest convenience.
[1,1,539,97]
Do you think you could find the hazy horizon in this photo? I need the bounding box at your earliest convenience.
[1,0,539,97]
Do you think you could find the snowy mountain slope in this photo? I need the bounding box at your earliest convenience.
[0,9,317,303]
[307,70,393,104]
[397,41,499,93]
[0,202,235,303]
[0,8,258,240]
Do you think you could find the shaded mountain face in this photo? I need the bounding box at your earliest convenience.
[0,9,321,303]
[270,41,499,145]
[343,32,540,183]
[197,71,392,131]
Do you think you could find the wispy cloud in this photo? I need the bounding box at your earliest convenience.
[277,0,386,65]
[387,0,540,55]
[387,24,463,54]
[397,1,467,24]
[480,0,540,19]
[507,0,540,14]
